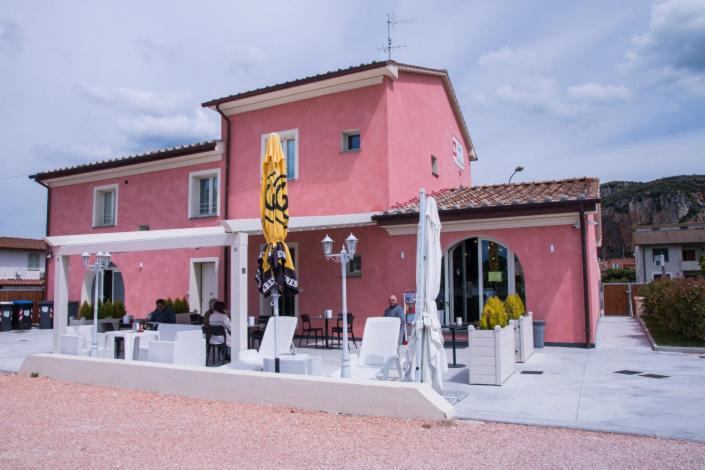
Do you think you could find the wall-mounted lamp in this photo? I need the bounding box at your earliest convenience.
[139,261,144,271]
[549,244,555,253]
[400,251,405,259]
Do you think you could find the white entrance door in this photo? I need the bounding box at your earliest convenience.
[191,259,218,314]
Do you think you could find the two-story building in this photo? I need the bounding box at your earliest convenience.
[634,223,705,282]
[0,237,46,281]
[32,61,601,351]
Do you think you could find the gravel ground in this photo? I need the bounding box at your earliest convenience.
[1,374,704,469]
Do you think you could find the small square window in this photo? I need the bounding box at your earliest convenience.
[189,170,220,218]
[346,254,362,277]
[93,184,118,227]
[431,155,439,176]
[342,130,361,152]
[27,253,41,270]
[682,249,696,261]
[452,137,464,170]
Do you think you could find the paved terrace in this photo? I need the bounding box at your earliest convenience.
[2,317,704,442]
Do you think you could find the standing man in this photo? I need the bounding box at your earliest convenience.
[148,299,176,324]
[384,294,406,344]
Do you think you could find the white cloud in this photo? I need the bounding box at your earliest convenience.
[477,46,536,67]
[117,108,218,147]
[567,83,631,102]
[493,77,589,117]
[625,0,705,95]
[226,43,266,79]
[76,84,189,116]
[0,18,23,56]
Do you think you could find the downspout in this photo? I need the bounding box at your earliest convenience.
[36,179,51,302]
[216,104,232,304]
[579,205,591,348]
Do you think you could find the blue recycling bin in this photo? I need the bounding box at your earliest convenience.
[12,300,34,330]
[0,302,12,331]
[39,301,53,329]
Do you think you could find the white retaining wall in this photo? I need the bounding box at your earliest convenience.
[19,354,453,421]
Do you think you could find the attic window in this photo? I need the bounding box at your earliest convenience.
[342,130,361,152]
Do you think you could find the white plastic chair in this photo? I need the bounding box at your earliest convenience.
[60,325,107,356]
[231,316,298,371]
[330,317,402,379]
[147,329,206,366]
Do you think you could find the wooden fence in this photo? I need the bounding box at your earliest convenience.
[602,283,645,316]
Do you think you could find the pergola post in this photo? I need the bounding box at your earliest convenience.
[52,254,70,353]
[230,232,248,352]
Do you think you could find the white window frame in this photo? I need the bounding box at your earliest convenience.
[92,184,118,228]
[261,129,299,180]
[651,271,673,280]
[452,136,465,171]
[431,155,439,177]
[27,252,41,271]
[188,169,221,218]
[346,254,362,277]
[341,129,361,152]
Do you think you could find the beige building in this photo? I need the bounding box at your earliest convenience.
[633,223,705,282]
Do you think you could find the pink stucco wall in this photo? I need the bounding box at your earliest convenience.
[386,73,472,205]
[243,221,598,344]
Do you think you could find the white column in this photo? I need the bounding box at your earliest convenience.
[230,232,248,352]
[53,254,70,353]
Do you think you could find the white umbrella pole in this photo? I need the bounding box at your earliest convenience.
[415,188,427,382]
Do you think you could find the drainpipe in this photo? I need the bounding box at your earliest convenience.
[36,179,51,302]
[216,104,232,304]
[579,205,591,348]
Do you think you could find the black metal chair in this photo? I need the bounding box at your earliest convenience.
[331,313,358,348]
[190,313,203,325]
[298,314,323,348]
[206,325,228,366]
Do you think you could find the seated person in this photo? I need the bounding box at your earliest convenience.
[208,301,231,358]
[147,298,176,324]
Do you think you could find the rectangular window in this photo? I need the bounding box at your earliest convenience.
[682,249,696,261]
[189,169,220,218]
[27,253,41,270]
[93,184,118,227]
[262,129,298,180]
[346,254,362,277]
[452,136,465,170]
[652,248,669,263]
[342,130,361,152]
[431,155,439,176]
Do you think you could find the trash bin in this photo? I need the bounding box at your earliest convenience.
[533,320,545,348]
[0,302,12,332]
[12,300,34,330]
[68,301,80,325]
[39,301,54,329]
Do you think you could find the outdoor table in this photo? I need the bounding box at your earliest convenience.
[104,330,158,361]
[442,323,469,368]
[247,325,262,349]
[311,315,336,349]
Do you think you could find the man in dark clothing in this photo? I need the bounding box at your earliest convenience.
[383,294,406,344]
[148,299,176,323]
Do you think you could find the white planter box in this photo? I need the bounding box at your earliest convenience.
[514,313,534,363]
[263,354,322,376]
[468,324,516,385]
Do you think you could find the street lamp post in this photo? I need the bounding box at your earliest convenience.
[508,165,524,183]
[82,251,111,357]
[321,233,358,378]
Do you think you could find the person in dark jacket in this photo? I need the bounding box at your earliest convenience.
[383,294,406,344]
[148,298,176,323]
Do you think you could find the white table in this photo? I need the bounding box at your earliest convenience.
[104,330,159,361]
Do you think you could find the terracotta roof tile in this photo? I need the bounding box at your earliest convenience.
[0,237,46,251]
[383,177,600,215]
[0,279,44,287]
[30,140,219,181]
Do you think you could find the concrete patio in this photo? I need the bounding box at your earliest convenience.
[4,316,704,441]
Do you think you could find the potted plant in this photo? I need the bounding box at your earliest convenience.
[505,294,534,363]
[468,296,516,385]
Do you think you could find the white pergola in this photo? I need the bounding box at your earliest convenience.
[46,213,377,355]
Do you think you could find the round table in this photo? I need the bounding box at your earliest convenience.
[443,323,469,368]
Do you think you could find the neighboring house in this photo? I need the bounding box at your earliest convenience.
[32,60,602,348]
[634,223,705,282]
[0,237,47,280]
[599,257,635,273]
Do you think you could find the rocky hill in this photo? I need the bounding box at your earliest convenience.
[600,175,705,259]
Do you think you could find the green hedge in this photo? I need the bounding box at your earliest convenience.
[641,278,705,341]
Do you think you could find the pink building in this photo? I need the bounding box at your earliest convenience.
[32,61,601,350]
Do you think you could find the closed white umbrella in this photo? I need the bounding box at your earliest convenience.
[405,190,448,392]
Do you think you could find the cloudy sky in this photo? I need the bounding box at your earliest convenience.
[1,0,704,238]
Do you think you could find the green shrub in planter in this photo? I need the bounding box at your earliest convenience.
[504,294,525,321]
[79,301,92,320]
[480,296,508,330]
[642,278,705,341]
[98,300,114,320]
[112,301,127,319]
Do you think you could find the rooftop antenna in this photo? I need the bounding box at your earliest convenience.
[379,13,411,60]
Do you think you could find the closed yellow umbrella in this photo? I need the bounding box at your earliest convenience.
[255,134,298,372]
